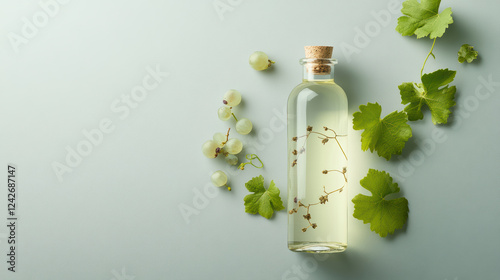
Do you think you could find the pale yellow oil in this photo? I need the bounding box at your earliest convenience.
[287,79,348,253]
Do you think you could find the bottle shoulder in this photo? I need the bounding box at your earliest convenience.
[291,81,345,92]
[289,81,347,101]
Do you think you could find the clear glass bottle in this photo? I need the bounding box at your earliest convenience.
[287,46,348,253]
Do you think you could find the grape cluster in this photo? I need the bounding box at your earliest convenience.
[201,130,243,159]
[218,89,253,135]
[202,129,241,191]
[203,91,249,191]
[203,51,274,191]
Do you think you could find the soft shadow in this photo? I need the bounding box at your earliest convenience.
[433,13,483,69]
[263,63,277,74]
[439,13,479,53]
[385,217,409,241]
[335,63,363,113]
[390,127,423,160]
[236,95,246,110]
[314,248,368,278]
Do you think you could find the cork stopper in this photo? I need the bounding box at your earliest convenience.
[304,46,333,59]
[304,46,333,75]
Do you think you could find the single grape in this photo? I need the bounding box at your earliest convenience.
[236,118,253,135]
[249,51,273,71]
[223,89,241,107]
[218,106,232,121]
[225,138,243,154]
[213,132,226,147]
[211,170,228,187]
[202,140,218,158]
[225,154,238,165]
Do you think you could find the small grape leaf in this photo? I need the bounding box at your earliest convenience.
[399,68,456,124]
[458,44,479,63]
[244,175,284,219]
[352,169,409,237]
[396,0,453,39]
[352,103,412,160]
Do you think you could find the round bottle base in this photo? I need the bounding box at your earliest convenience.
[288,242,347,253]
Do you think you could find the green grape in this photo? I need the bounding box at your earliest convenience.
[249,51,274,71]
[211,170,228,187]
[236,118,253,135]
[213,132,226,147]
[225,154,238,165]
[225,138,243,154]
[223,89,241,107]
[202,140,218,158]
[218,106,232,121]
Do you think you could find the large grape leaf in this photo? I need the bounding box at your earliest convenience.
[244,175,284,219]
[352,169,409,237]
[352,103,412,160]
[458,44,479,63]
[396,0,453,39]
[399,69,456,124]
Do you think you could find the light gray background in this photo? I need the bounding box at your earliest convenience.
[0,0,499,279]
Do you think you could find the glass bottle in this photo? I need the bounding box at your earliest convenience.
[287,46,348,253]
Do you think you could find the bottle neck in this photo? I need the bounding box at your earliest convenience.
[301,58,337,83]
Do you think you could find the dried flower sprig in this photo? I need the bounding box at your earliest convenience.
[290,183,346,232]
[289,125,349,232]
[290,126,347,167]
[322,167,348,182]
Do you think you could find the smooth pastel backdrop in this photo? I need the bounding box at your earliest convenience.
[0,0,499,279]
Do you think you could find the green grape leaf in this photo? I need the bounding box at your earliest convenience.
[244,175,284,219]
[352,103,412,160]
[458,44,479,63]
[352,169,409,237]
[396,0,453,39]
[399,69,456,124]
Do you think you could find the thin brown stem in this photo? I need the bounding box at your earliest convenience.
[323,168,348,182]
[334,137,348,161]
[299,133,311,150]
[323,169,343,174]
[289,126,348,232]
[290,183,346,231]
[223,128,231,144]
[324,184,345,196]
[292,127,348,163]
